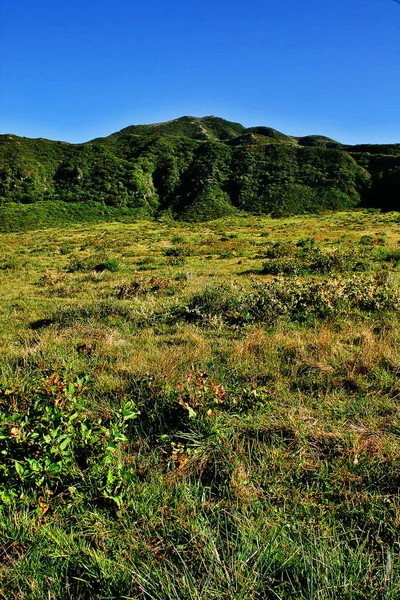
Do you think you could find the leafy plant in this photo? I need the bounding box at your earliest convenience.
[0,374,139,506]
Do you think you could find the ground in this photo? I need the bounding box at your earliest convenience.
[0,209,399,599]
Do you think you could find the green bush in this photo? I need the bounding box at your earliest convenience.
[262,246,371,275]
[179,274,400,326]
[0,375,139,506]
[164,245,187,266]
[66,254,120,273]
[263,241,297,259]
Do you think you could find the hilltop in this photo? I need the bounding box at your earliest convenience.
[0,116,399,230]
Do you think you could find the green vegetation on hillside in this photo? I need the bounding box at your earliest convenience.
[0,201,148,233]
[1,116,397,231]
[346,145,400,213]
[0,211,399,598]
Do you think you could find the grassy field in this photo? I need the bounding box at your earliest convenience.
[0,209,399,599]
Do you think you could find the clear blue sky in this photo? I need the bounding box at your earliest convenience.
[1,0,399,144]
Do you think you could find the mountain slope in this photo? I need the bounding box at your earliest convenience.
[0,116,398,228]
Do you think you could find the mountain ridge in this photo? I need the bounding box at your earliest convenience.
[3,115,399,148]
[0,116,399,228]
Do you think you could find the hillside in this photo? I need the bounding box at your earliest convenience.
[0,116,399,229]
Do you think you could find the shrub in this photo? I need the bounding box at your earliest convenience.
[179,274,400,326]
[0,374,140,506]
[66,255,120,273]
[263,241,297,259]
[262,246,370,275]
[164,245,186,266]
[374,247,400,265]
[94,257,120,272]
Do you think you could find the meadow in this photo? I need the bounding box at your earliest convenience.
[0,209,399,599]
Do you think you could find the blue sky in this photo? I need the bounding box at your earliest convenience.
[1,0,399,144]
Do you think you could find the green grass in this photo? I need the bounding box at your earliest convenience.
[0,210,399,599]
[0,201,149,233]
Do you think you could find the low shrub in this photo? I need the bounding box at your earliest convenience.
[164,245,187,265]
[374,247,400,265]
[30,300,134,329]
[179,274,400,326]
[359,235,375,246]
[0,374,140,506]
[262,246,370,275]
[263,241,297,259]
[164,246,186,258]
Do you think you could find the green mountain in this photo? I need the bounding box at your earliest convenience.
[0,116,398,228]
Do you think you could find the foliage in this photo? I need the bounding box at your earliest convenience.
[179,273,400,326]
[262,244,371,275]
[2,114,397,230]
[0,374,139,506]
[66,253,120,273]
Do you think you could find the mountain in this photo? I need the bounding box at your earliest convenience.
[0,116,399,227]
